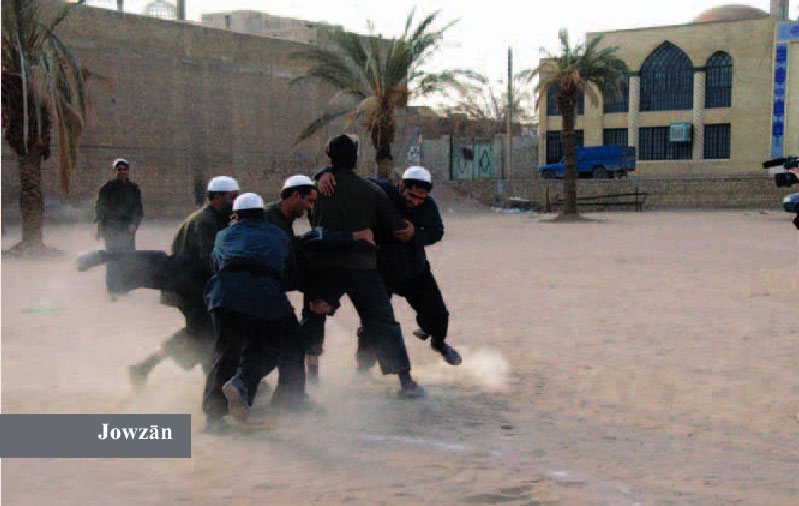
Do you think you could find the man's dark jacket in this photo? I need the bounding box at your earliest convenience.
[94,179,143,230]
[368,178,444,284]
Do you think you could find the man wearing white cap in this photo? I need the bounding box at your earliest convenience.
[94,158,143,295]
[318,166,461,368]
[202,193,301,431]
[127,176,240,388]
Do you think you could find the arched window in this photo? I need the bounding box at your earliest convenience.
[640,42,694,111]
[705,51,732,108]
[603,74,629,113]
[546,83,584,117]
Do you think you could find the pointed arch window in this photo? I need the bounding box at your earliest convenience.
[640,42,693,111]
[705,52,732,108]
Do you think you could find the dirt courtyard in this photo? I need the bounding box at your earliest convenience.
[1,210,798,505]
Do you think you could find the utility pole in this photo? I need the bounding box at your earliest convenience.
[506,46,513,181]
[117,0,123,12]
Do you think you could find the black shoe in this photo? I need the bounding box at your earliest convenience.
[432,341,462,366]
[398,380,425,399]
[222,379,249,422]
[413,328,430,341]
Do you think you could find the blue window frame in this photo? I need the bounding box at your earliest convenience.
[603,74,629,113]
[639,126,692,160]
[640,42,694,111]
[705,52,732,108]
[704,123,730,159]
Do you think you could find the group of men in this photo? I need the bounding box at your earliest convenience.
[87,134,460,433]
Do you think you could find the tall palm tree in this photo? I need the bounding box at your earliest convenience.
[291,9,471,178]
[523,29,627,218]
[2,0,89,252]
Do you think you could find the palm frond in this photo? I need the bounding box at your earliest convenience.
[294,109,351,146]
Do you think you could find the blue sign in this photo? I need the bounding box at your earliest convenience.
[771,42,790,158]
[777,22,799,41]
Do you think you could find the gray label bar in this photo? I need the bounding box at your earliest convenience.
[0,414,191,458]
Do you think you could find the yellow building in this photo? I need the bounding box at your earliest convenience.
[537,2,799,177]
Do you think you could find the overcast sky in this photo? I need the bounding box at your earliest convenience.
[90,0,797,86]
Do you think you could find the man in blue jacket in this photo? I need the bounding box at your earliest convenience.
[202,193,303,431]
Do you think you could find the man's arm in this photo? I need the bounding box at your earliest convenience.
[410,197,444,247]
[373,183,408,235]
[131,185,143,229]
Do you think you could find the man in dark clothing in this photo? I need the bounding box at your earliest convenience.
[202,193,298,432]
[94,158,143,295]
[303,134,424,398]
[127,176,240,388]
[317,166,461,369]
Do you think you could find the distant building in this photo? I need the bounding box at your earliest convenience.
[538,1,799,176]
[200,11,335,45]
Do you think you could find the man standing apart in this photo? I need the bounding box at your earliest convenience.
[305,134,424,398]
[94,158,142,295]
[128,176,239,387]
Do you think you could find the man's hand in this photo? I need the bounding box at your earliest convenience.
[352,228,375,246]
[393,219,414,243]
[318,172,336,197]
[128,224,137,233]
[309,299,333,315]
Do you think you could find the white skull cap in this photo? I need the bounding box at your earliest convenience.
[233,193,264,211]
[207,176,240,192]
[283,175,315,190]
[402,166,432,183]
[112,158,129,168]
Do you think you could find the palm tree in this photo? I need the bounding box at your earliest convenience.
[290,9,472,178]
[443,71,535,137]
[2,0,89,252]
[523,29,627,218]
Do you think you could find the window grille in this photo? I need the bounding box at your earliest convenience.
[603,75,629,113]
[603,128,628,147]
[546,84,585,117]
[546,130,584,164]
[704,123,731,159]
[705,52,732,108]
[639,127,692,160]
[640,42,694,111]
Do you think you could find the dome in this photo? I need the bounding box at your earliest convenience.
[693,4,768,23]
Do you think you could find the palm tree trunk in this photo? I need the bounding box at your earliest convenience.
[18,148,45,245]
[558,95,579,217]
[375,139,393,179]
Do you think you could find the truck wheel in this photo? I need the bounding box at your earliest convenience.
[541,170,556,179]
[592,166,608,179]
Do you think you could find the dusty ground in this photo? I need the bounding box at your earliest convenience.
[2,210,798,505]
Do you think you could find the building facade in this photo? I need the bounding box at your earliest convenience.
[537,2,799,177]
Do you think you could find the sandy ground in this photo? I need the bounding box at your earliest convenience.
[1,210,798,505]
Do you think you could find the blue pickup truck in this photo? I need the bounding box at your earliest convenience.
[539,146,636,179]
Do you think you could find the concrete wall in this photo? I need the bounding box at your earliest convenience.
[444,176,795,210]
[1,6,385,221]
